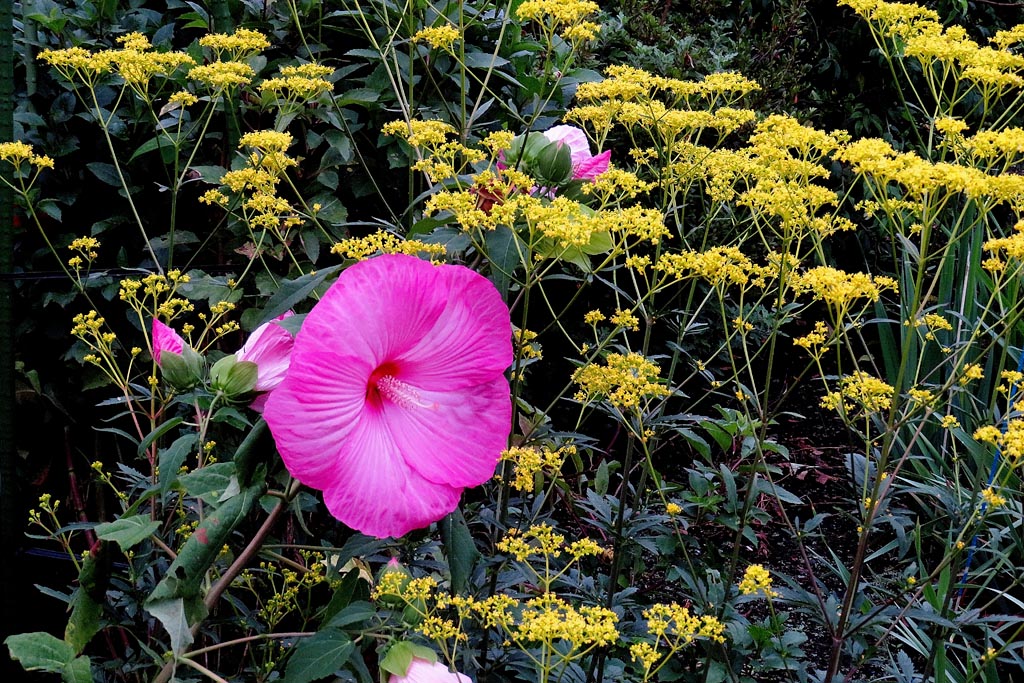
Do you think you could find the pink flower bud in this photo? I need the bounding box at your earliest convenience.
[389,659,471,683]
[542,125,611,180]
[236,312,295,409]
[152,319,185,365]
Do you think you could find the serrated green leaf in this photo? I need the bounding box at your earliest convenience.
[379,640,415,677]
[180,462,237,504]
[284,631,354,683]
[62,656,92,683]
[5,632,74,672]
[95,515,160,551]
[146,598,193,656]
[159,434,198,497]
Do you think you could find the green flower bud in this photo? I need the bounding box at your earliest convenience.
[533,139,573,187]
[210,355,258,399]
[159,347,205,390]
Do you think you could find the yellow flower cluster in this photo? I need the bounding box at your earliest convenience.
[959,363,984,385]
[497,524,602,563]
[792,267,897,309]
[572,353,671,411]
[526,199,669,250]
[189,61,255,90]
[738,564,778,597]
[214,132,304,234]
[516,0,601,42]
[199,28,270,58]
[844,0,1024,99]
[645,602,726,644]
[260,63,334,101]
[632,603,726,671]
[330,230,447,261]
[67,236,101,270]
[575,65,759,108]
[981,487,1007,508]
[512,593,618,647]
[581,167,654,201]
[501,444,573,491]
[793,321,830,352]
[982,221,1024,273]
[40,35,194,91]
[411,25,461,51]
[119,271,194,322]
[654,246,767,288]
[821,371,895,415]
[973,418,1024,467]
[382,119,456,147]
[0,141,54,173]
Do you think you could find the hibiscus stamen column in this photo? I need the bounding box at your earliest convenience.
[375,374,434,410]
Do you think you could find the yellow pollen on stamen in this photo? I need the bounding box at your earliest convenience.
[376,375,434,409]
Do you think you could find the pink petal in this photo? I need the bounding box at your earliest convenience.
[321,412,463,539]
[390,659,472,683]
[574,149,611,180]
[300,255,449,366]
[394,259,512,391]
[151,319,184,365]
[381,376,510,488]
[264,351,373,489]
[236,312,294,392]
[543,125,590,158]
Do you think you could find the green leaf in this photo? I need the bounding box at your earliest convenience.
[146,598,193,656]
[257,265,342,325]
[484,225,519,301]
[65,590,102,654]
[440,508,477,594]
[463,52,510,69]
[146,484,260,610]
[180,462,237,504]
[189,165,228,184]
[129,136,175,163]
[6,633,74,672]
[65,541,109,653]
[137,417,185,461]
[95,515,160,551]
[326,601,375,629]
[62,656,92,683]
[86,162,122,187]
[594,460,609,495]
[159,434,198,497]
[335,88,380,107]
[379,640,414,677]
[283,630,354,683]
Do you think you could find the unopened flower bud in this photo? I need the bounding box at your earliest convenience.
[210,355,258,399]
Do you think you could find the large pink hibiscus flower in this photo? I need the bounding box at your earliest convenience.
[264,254,513,538]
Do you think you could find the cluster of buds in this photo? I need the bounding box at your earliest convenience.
[153,313,295,409]
[503,125,610,193]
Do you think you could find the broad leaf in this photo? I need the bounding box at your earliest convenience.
[283,631,354,683]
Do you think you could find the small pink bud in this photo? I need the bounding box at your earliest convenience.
[152,319,185,365]
[236,312,295,410]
